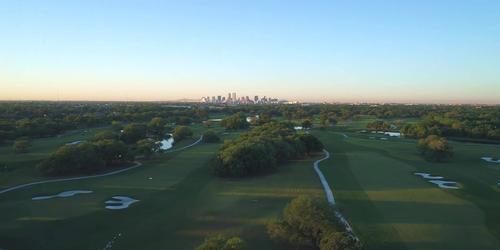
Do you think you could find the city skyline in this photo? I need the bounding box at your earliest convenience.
[1,1,500,104]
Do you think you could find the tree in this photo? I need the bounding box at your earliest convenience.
[38,142,105,176]
[148,117,166,138]
[172,126,193,142]
[202,130,220,143]
[111,121,123,132]
[297,133,324,154]
[283,110,293,120]
[121,123,147,144]
[94,130,117,141]
[93,139,133,165]
[366,120,390,132]
[221,112,249,130]
[214,140,276,177]
[136,138,160,158]
[267,196,359,250]
[176,116,192,125]
[195,234,245,250]
[417,135,453,162]
[319,114,329,129]
[213,122,323,177]
[302,120,313,129]
[13,138,30,153]
[319,231,360,250]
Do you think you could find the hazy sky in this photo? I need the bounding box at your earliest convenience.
[1,0,499,103]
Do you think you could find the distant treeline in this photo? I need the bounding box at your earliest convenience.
[1,102,498,143]
[0,102,208,143]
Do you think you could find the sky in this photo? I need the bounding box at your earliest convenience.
[1,0,499,104]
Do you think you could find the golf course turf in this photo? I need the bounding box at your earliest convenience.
[1,120,500,249]
[0,129,326,249]
[315,129,500,250]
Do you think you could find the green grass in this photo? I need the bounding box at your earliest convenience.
[313,129,500,249]
[2,118,500,249]
[0,127,111,188]
[0,125,324,249]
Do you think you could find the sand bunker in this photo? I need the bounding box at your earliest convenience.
[105,196,139,210]
[66,141,82,145]
[32,190,93,200]
[414,173,444,180]
[481,157,500,163]
[380,138,388,140]
[384,132,401,137]
[414,172,459,189]
[428,180,459,189]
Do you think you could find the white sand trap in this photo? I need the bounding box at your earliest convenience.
[414,172,444,180]
[481,157,500,163]
[66,141,82,145]
[414,172,460,189]
[380,138,388,140]
[428,180,459,189]
[32,190,93,200]
[105,196,139,210]
[384,132,401,137]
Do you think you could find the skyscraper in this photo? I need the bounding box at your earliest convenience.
[232,92,237,101]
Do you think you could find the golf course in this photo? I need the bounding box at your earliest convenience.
[1,112,500,249]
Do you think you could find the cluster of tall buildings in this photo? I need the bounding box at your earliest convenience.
[201,92,281,105]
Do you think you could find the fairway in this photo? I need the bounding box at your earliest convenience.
[315,130,500,249]
[0,132,326,249]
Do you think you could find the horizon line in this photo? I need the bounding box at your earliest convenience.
[0,98,498,106]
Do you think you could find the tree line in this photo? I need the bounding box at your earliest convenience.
[0,102,209,144]
[38,117,193,176]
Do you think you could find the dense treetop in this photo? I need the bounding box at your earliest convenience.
[213,122,323,177]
